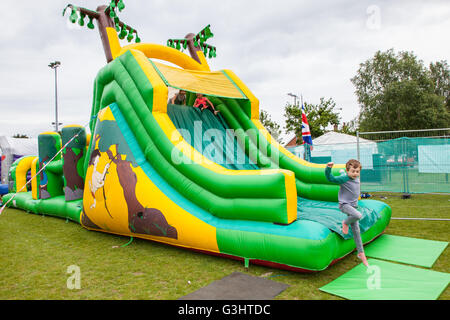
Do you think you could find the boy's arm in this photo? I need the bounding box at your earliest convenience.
[325,166,349,184]
[206,98,215,109]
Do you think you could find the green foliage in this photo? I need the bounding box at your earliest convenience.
[69,6,78,23]
[87,16,95,29]
[339,119,358,136]
[259,109,282,142]
[284,98,340,139]
[351,49,450,132]
[78,12,85,26]
[167,25,217,59]
[63,1,141,44]
[106,1,140,43]
[429,60,450,109]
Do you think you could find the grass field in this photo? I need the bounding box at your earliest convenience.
[0,192,448,300]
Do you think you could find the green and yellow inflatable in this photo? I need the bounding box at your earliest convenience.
[2,9,391,272]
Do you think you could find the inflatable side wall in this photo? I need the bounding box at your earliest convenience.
[3,127,88,222]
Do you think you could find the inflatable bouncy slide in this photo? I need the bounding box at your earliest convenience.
[2,1,391,272]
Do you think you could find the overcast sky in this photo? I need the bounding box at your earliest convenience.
[0,0,449,142]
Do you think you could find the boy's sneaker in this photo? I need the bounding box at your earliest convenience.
[342,221,349,234]
[357,252,369,267]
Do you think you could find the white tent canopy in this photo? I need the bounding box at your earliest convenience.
[287,131,378,169]
[313,132,373,146]
[0,136,38,184]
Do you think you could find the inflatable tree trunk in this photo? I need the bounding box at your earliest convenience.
[61,126,87,201]
[38,132,64,199]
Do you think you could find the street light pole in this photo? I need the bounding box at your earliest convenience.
[48,61,61,132]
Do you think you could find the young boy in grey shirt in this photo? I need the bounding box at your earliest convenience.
[325,159,369,267]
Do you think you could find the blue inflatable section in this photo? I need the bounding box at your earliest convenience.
[0,184,8,196]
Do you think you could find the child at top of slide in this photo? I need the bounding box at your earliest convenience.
[193,93,220,115]
[170,90,187,105]
[325,159,369,267]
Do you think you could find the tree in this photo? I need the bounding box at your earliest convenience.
[339,120,358,136]
[167,25,217,63]
[351,49,450,132]
[63,1,141,62]
[259,109,282,142]
[63,1,215,67]
[429,60,450,109]
[284,97,340,140]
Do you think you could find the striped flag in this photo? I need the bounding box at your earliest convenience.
[301,104,313,146]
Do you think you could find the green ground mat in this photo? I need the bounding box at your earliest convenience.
[320,259,450,300]
[364,234,448,268]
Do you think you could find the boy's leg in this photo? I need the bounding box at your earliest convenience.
[340,204,368,265]
[352,221,369,266]
[350,221,364,253]
[340,204,362,225]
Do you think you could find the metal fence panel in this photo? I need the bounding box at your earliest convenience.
[288,128,450,193]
